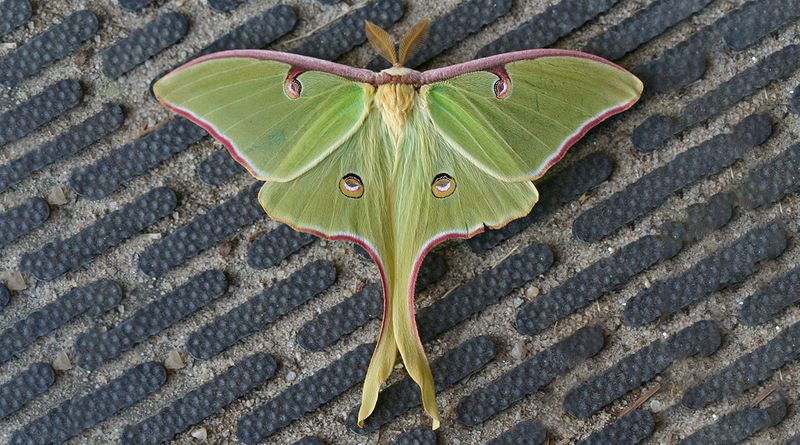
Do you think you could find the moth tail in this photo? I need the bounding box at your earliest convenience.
[357,289,398,428]
[393,275,440,429]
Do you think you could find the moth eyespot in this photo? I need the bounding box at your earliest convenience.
[339,174,364,198]
[431,174,456,198]
[285,78,303,99]
[493,78,510,99]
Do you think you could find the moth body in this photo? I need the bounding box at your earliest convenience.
[374,82,417,146]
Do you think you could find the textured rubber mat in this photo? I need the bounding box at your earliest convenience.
[457,326,604,426]
[0,103,125,193]
[563,320,721,419]
[120,353,277,445]
[0,10,98,88]
[69,118,206,200]
[296,252,447,352]
[576,410,655,445]
[75,269,229,370]
[1,1,799,444]
[0,285,8,311]
[101,12,188,80]
[349,336,498,434]
[10,362,166,445]
[237,343,373,444]
[385,427,436,445]
[679,396,788,445]
[1,280,123,364]
[0,197,49,250]
[486,420,546,445]
[0,362,54,421]
[574,114,773,242]
[0,0,31,39]
[19,187,177,281]
[0,79,83,148]
[187,260,336,360]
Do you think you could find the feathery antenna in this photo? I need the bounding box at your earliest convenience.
[398,19,429,66]
[365,21,398,65]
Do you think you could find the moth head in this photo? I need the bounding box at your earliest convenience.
[365,19,430,67]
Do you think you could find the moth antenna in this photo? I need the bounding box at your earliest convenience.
[398,19,430,67]
[365,20,399,66]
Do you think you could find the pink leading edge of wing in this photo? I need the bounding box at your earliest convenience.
[160,48,633,86]
[419,48,631,83]
[163,49,379,83]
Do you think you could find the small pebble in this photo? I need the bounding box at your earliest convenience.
[218,241,234,257]
[510,341,526,360]
[47,186,69,205]
[649,399,664,413]
[191,427,207,440]
[525,286,540,299]
[286,370,297,382]
[74,49,91,66]
[2,271,27,291]
[510,297,525,307]
[165,349,184,370]
[53,351,73,371]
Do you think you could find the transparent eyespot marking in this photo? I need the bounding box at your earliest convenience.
[339,174,364,198]
[432,173,456,198]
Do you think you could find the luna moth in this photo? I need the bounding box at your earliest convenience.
[153,19,642,429]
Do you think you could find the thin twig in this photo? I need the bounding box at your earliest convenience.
[750,383,778,407]
[618,382,661,419]
[493,245,520,268]
[435,283,460,302]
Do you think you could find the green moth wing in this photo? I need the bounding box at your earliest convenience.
[260,103,539,429]
[421,54,643,182]
[152,51,376,182]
